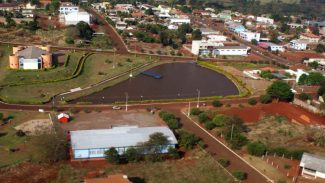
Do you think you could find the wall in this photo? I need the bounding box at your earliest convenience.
[293,98,321,114]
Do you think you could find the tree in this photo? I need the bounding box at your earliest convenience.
[232,171,247,180]
[251,39,258,45]
[248,98,257,105]
[204,121,216,130]
[192,29,202,40]
[198,112,209,123]
[190,108,202,115]
[49,0,60,13]
[312,130,325,147]
[267,81,294,101]
[298,93,311,101]
[30,0,40,6]
[212,114,228,127]
[308,61,319,69]
[168,146,180,159]
[315,44,325,53]
[125,147,139,162]
[105,147,120,164]
[76,21,93,40]
[147,132,169,146]
[299,72,325,85]
[145,8,154,15]
[260,94,272,104]
[247,141,267,156]
[178,130,200,149]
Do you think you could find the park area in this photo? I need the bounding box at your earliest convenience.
[0,43,156,104]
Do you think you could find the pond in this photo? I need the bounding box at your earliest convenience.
[74,63,239,104]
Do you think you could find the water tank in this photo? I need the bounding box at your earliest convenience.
[41,53,52,68]
[9,55,19,69]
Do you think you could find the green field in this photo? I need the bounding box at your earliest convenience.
[0,44,156,104]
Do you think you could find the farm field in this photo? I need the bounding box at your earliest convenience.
[0,44,156,104]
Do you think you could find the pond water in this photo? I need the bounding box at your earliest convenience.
[74,63,239,104]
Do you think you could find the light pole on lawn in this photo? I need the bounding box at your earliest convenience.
[196,88,200,108]
[187,101,191,117]
[125,92,128,112]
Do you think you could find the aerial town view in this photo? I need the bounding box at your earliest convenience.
[0,0,325,182]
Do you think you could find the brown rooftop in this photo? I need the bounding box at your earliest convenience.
[84,174,132,183]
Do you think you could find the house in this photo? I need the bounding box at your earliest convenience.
[59,2,79,15]
[63,11,90,25]
[239,31,261,42]
[300,153,325,179]
[256,16,274,24]
[212,45,249,56]
[229,24,246,33]
[157,5,171,14]
[258,42,285,52]
[0,3,22,11]
[304,58,325,70]
[285,69,308,82]
[9,46,52,69]
[116,21,127,30]
[170,17,191,25]
[288,23,304,29]
[58,113,70,123]
[199,28,219,35]
[290,39,308,50]
[300,33,320,43]
[214,13,232,22]
[85,174,132,183]
[91,2,110,11]
[207,35,227,42]
[70,126,178,159]
[191,40,224,55]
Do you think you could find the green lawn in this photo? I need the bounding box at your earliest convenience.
[221,62,271,71]
[0,111,49,168]
[0,43,156,104]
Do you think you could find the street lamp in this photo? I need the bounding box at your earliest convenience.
[196,89,200,108]
[187,101,191,116]
[125,92,128,112]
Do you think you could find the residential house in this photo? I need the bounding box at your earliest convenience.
[70,126,178,159]
[300,33,320,43]
[304,58,325,70]
[85,174,133,183]
[116,21,127,30]
[258,42,285,52]
[300,153,325,179]
[63,11,90,25]
[239,31,261,42]
[59,2,79,15]
[256,16,274,24]
[288,23,304,29]
[199,28,219,35]
[290,39,308,50]
[212,45,249,56]
[170,17,191,25]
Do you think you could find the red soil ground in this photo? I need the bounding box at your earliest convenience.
[220,102,325,125]
[280,51,325,64]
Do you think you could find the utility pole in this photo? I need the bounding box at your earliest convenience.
[125,92,128,112]
[187,101,191,116]
[230,124,234,140]
[52,95,55,111]
[196,89,200,108]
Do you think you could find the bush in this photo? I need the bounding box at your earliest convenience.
[204,121,216,130]
[218,158,230,167]
[212,114,228,127]
[298,93,311,101]
[177,130,200,150]
[247,141,267,156]
[190,108,202,115]
[16,130,26,137]
[267,80,294,101]
[198,112,209,123]
[159,111,181,130]
[232,171,247,180]
[212,100,223,107]
[168,146,180,159]
[248,98,257,105]
[260,94,272,104]
[65,37,74,44]
[125,147,139,162]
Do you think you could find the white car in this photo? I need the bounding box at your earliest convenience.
[112,106,121,110]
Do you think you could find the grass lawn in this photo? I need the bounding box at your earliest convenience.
[0,111,49,168]
[221,62,271,71]
[0,43,156,104]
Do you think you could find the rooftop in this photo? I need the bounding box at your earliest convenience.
[300,153,325,173]
[85,174,132,183]
[71,126,178,150]
[300,33,320,39]
[17,46,46,59]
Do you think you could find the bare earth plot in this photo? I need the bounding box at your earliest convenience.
[60,109,165,131]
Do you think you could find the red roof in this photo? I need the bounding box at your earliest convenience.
[85,174,132,183]
[301,33,320,39]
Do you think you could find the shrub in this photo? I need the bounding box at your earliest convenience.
[65,37,74,44]
[247,141,267,156]
[168,146,180,159]
[260,94,272,104]
[190,108,202,115]
[177,130,200,150]
[298,93,311,101]
[248,98,257,105]
[267,80,294,101]
[218,158,230,167]
[198,112,209,123]
[204,121,216,130]
[159,111,181,130]
[125,147,139,162]
[212,114,228,127]
[212,100,223,107]
[284,164,291,169]
[232,171,247,180]
[16,130,26,137]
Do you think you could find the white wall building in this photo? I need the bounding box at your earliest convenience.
[212,45,249,56]
[290,39,308,50]
[191,40,223,55]
[239,31,260,42]
[300,153,325,179]
[256,16,274,24]
[64,12,90,25]
[116,21,127,30]
[59,3,79,15]
[207,35,227,42]
[157,5,171,14]
[268,43,285,52]
[300,33,320,43]
[71,126,178,159]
